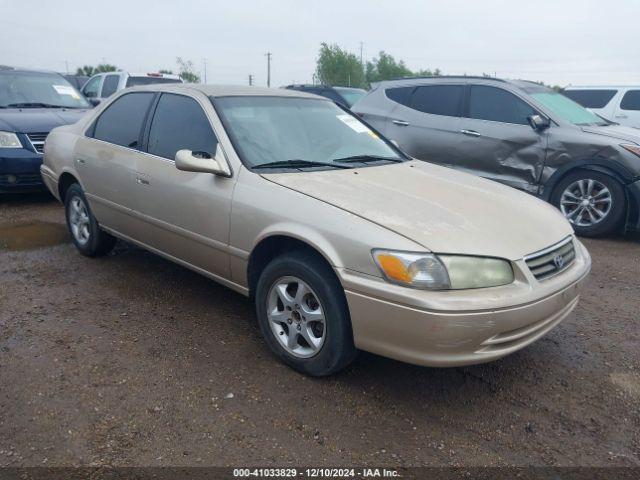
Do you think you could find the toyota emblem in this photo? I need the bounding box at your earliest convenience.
[553,255,565,269]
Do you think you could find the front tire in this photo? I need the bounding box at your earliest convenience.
[551,169,626,237]
[255,250,357,376]
[64,183,116,257]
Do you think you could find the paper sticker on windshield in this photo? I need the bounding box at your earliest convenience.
[337,114,370,133]
[53,85,80,99]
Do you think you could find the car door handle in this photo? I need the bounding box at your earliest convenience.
[460,129,481,137]
[615,114,628,119]
[392,120,410,127]
[135,177,150,186]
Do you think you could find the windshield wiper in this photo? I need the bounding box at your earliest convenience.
[5,102,69,109]
[252,159,353,170]
[332,154,404,164]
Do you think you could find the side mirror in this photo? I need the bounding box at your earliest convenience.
[527,114,550,131]
[175,147,231,177]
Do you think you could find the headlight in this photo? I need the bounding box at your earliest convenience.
[0,131,22,148]
[372,250,514,290]
[621,144,640,158]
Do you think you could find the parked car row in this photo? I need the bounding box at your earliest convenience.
[39,83,591,376]
[352,76,640,237]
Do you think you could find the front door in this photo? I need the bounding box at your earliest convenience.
[457,85,547,193]
[134,92,235,280]
[614,89,640,128]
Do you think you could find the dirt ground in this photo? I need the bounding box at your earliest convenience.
[1,193,639,468]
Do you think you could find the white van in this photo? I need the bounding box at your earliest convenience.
[563,86,640,129]
[81,72,183,106]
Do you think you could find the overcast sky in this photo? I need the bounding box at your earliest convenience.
[2,0,639,87]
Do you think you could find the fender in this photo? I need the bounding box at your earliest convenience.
[541,156,640,232]
[540,156,638,201]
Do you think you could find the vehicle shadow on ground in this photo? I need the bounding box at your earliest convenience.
[0,192,55,205]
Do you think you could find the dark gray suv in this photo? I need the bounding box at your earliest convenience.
[353,77,640,237]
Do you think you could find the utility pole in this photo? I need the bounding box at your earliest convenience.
[265,52,272,87]
[202,58,208,84]
[248,74,254,86]
[359,41,364,66]
[65,60,69,74]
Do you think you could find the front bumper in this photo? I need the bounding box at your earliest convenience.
[338,239,591,367]
[0,147,45,193]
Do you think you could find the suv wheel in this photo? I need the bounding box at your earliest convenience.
[551,169,626,237]
[255,250,357,376]
[64,183,116,256]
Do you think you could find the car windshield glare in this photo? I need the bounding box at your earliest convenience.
[0,71,90,109]
[531,92,606,126]
[213,96,403,169]
[333,87,367,107]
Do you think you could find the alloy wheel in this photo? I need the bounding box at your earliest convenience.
[266,276,326,358]
[560,179,612,227]
[69,195,91,245]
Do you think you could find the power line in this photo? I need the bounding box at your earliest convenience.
[265,52,272,87]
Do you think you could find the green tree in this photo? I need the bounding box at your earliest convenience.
[176,57,200,83]
[159,69,174,74]
[315,43,366,88]
[75,64,118,76]
[365,51,413,83]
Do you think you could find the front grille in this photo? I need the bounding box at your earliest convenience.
[524,236,575,280]
[26,132,48,154]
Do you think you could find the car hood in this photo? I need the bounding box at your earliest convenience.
[581,124,640,144]
[0,108,88,134]
[263,161,573,260]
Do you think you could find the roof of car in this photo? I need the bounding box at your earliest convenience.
[0,65,64,75]
[129,83,323,99]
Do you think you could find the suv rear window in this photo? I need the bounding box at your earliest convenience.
[562,89,617,109]
[92,92,154,148]
[125,76,182,87]
[620,90,640,111]
[409,85,463,117]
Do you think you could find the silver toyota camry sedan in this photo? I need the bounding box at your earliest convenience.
[41,84,591,376]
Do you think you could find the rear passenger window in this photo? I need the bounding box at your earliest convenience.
[385,87,414,106]
[409,85,463,117]
[620,90,640,111]
[101,75,120,98]
[92,92,154,148]
[562,89,617,109]
[147,93,217,160]
[468,86,535,125]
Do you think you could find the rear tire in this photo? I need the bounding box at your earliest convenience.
[64,183,116,257]
[551,169,626,237]
[255,250,357,376]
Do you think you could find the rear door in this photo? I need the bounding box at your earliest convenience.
[614,89,640,128]
[384,84,466,165]
[457,85,547,193]
[134,92,235,279]
[74,92,155,234]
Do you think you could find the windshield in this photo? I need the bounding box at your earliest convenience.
[333,87,367,107]
[0,71,90,109]
[530,91,607,126]
[214,96,403,168]
[126,76,182,87]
